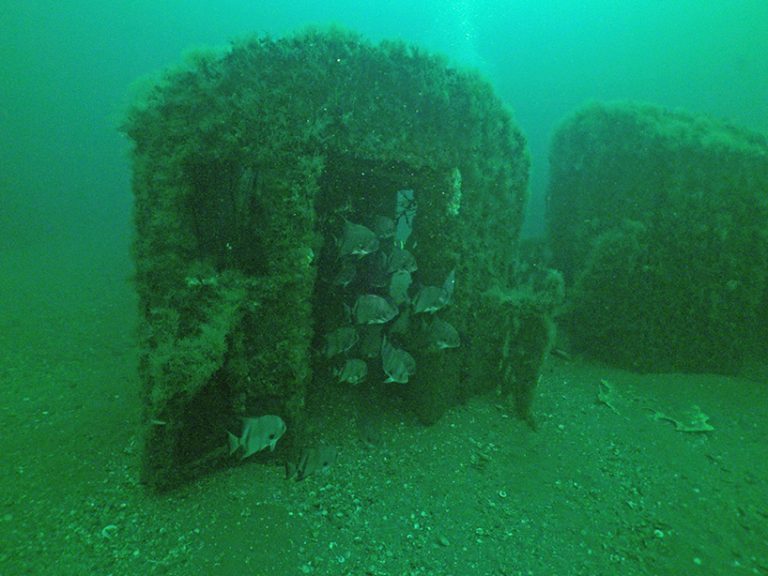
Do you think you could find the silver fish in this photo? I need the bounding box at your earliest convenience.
[323,327,358,358]
[412,285,446,314]
[428,318,460,350]
[363,251,391,289]
[389,269,412,305]
[332,258,357,287]
[373,215,395,239]
[356,407,383,447]
[335,358,368,385]
[441,269,456,303]
[389,306,411,335]
[357,324,384,358]
[381,337,416,384]
[227,415,287,460]
[354,294,399,324]
[338,221,380,258]
[387,246,418,274]
[394,189,417,247]
[286,445,339,481]
[412,269,455,314]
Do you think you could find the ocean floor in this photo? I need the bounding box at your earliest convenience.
[1,243,766,576]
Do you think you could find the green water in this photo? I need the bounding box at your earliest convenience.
[2,2,767,574]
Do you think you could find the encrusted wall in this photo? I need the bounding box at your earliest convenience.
[547,102,768,373]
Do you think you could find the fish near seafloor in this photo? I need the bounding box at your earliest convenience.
[381,337,416,384]
[227,415,287,460]
[286,445,339,481]
[338,221,380,258]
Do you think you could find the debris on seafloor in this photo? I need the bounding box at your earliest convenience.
[647,405,715,433]
[597,379,621,415]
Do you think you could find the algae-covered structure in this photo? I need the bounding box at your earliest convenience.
[547,102,768,374]
[122,28,547,489]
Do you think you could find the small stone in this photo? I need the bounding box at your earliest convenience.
[437,535,450,547]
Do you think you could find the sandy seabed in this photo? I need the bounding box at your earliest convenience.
[1,244,766,576]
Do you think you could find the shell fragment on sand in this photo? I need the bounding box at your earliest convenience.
[648,405,715,433]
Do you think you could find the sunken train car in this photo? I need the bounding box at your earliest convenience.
[547,102,768,374]
[123,28,551,489]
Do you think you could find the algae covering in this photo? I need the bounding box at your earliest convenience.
[470,270,564,430]
[547,102,768,374]
[122,28,536,489]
